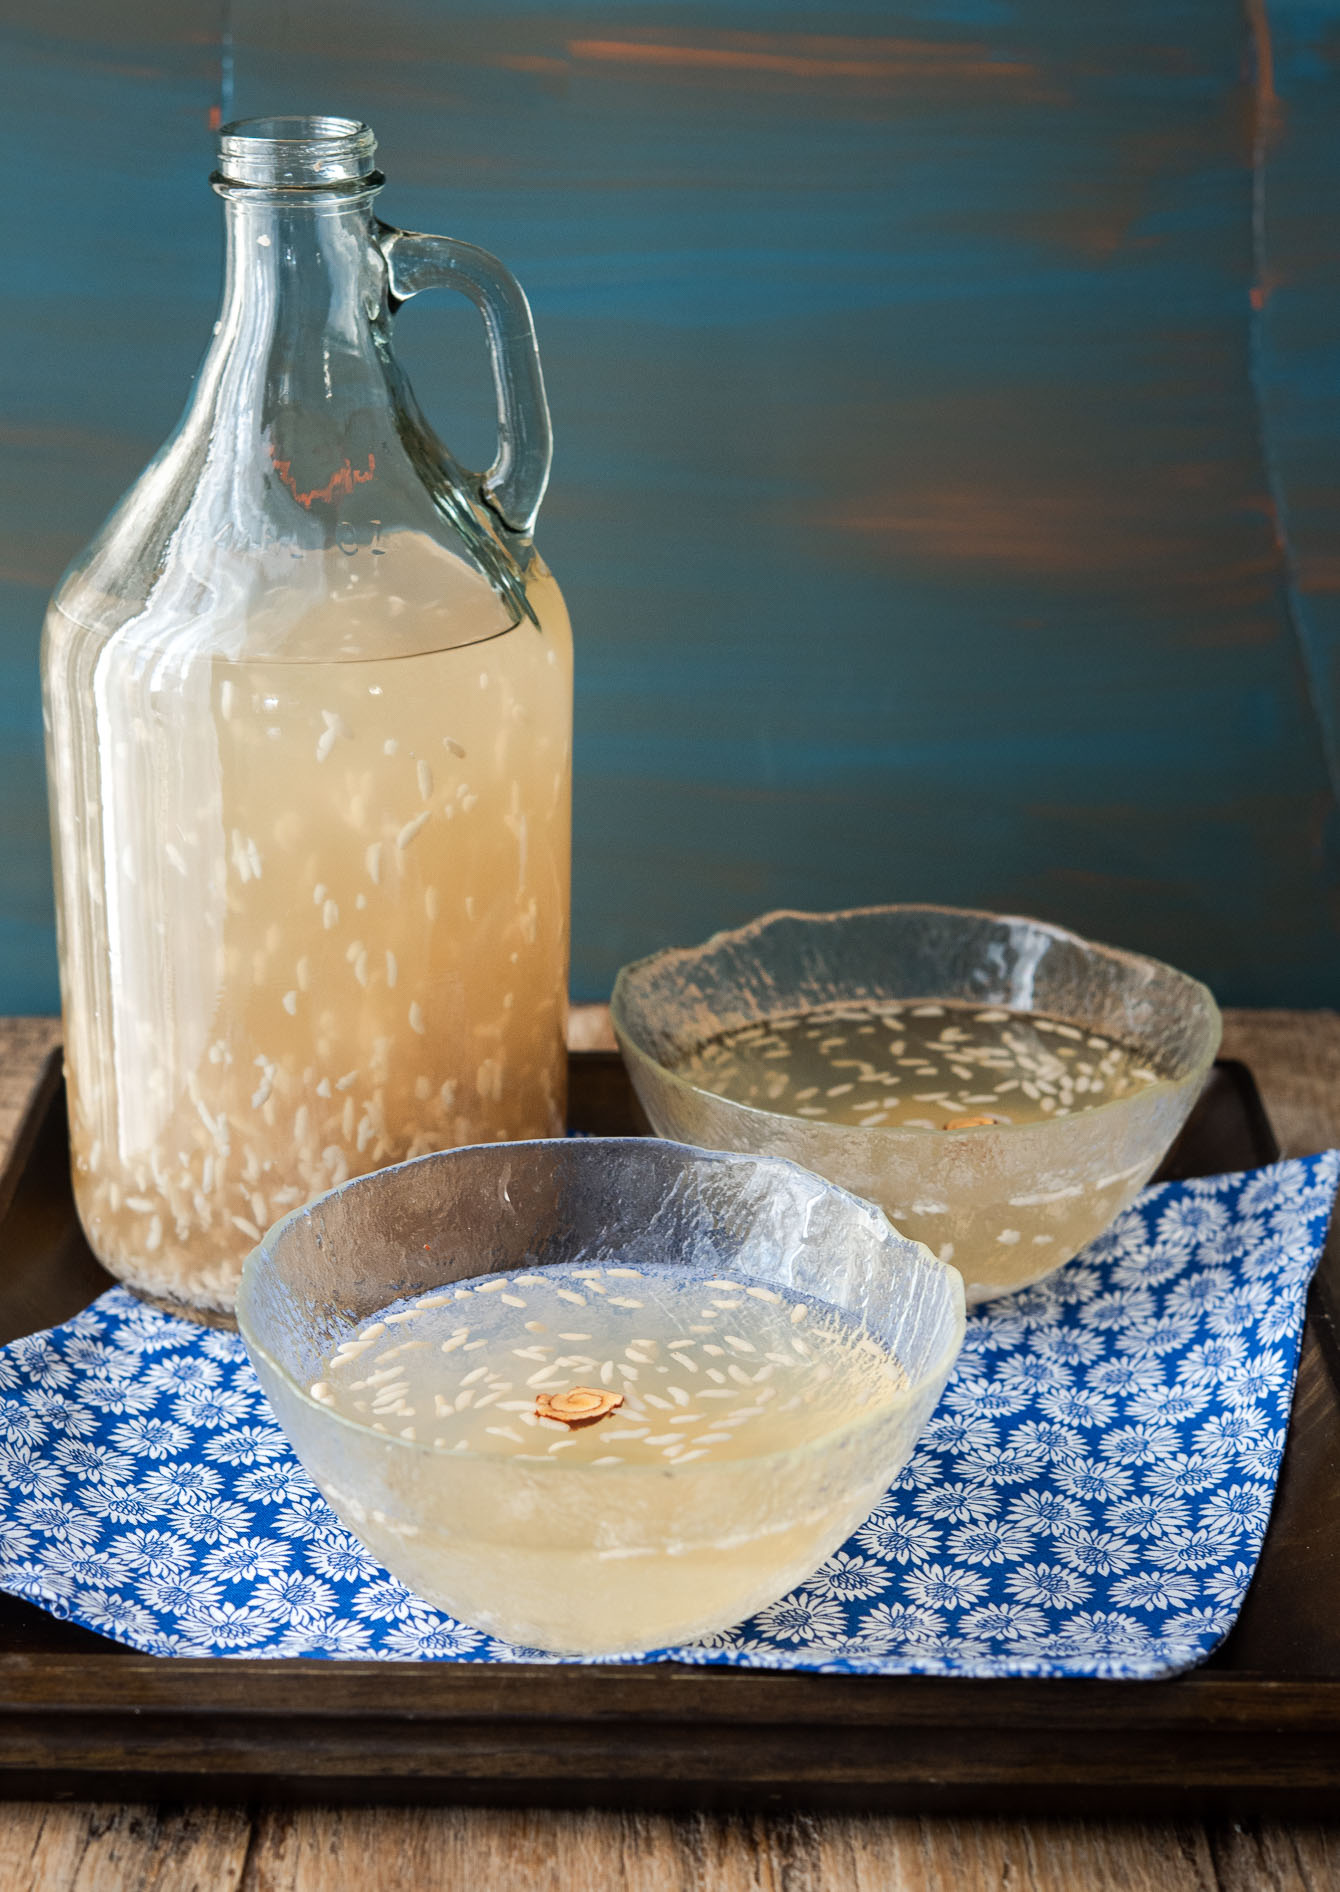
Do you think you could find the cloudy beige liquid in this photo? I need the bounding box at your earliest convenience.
[675,1001,1168,1300]
[44,563,571,1311]
[315,1263,905,1463]
[308,1262,910,1652]
[679,1001,1161,1130]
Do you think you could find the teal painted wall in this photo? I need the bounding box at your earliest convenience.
[3,0,1338,1011]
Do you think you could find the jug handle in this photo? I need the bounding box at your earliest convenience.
[376,225,553,539]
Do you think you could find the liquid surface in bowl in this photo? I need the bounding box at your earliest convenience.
[311,1262,907,1466]
[676,1001,1162,1131]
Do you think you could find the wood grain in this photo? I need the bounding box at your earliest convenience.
[0,1018,60,1158]
[1252,0,1340,824]
[5,2,1340,1017]
[1219,1010,1340,1156]
[1,1805,1338,1891]
[0,1008,1336,1885]
[0,1801,250,1892]
[0,2,219,1018]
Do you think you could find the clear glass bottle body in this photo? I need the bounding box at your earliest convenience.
[41,120,571,1312]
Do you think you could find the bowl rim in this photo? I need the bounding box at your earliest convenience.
[237,1133,967,1477]
[610,902,1223,1144]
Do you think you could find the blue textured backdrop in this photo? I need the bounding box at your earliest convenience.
[3,0,1338,1010]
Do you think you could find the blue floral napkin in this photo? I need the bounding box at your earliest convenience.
[0,1153,1334,1678]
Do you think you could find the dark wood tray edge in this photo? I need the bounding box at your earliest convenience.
[0,1051,1336,1813]
[0,1668,1335,1816]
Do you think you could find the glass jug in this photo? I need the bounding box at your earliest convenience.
[41,116,572,1314]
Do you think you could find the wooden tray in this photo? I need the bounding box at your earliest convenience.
[0,1052,1336,1816]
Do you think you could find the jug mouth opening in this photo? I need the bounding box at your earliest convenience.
[215,115,381,190]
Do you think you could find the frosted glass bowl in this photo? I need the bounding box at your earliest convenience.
[611,906,1221,1305]
[237,1136,963,1656]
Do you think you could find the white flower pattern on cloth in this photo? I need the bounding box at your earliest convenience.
[0,1154,1332,1676]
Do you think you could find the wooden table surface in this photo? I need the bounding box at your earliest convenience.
[1,1008,1338,1892]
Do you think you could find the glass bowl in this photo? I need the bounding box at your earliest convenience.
[236,1135,963,1657]
[611,905,1221,1305]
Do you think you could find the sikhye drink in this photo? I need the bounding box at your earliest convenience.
[44,550,570,1311]
[42,116,572,1310]
[307,1260,911,1652]
[677,1000,1160,1131]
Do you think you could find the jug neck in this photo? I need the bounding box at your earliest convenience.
[199,186,390,448]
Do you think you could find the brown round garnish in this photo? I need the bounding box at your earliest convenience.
[943,1114,1004,1130]
[535,1386,625,1429]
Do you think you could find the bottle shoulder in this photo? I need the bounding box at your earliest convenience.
[47,526,564,669]
[47,363,551,665]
